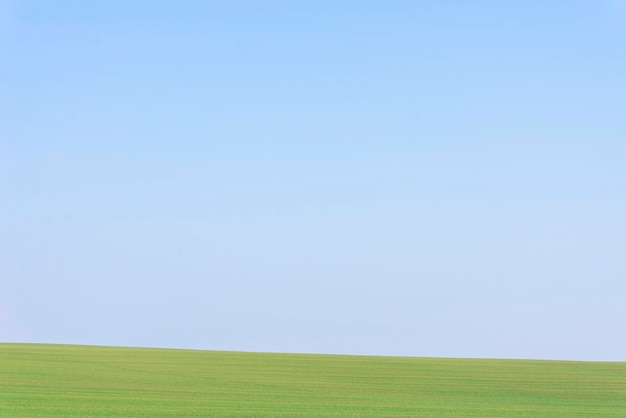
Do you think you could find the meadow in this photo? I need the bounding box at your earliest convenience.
[1,343,625,416]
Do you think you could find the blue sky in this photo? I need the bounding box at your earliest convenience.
[1,1,625,360]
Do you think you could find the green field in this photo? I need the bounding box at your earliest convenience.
[1,343,625,416]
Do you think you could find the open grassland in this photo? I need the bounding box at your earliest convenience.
[1,343,625,416]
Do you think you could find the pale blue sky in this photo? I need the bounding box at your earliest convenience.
[1,1,625,360]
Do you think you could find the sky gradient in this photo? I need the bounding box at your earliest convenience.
[2,1,625,360]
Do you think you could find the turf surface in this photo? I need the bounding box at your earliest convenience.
[1,343,625,416]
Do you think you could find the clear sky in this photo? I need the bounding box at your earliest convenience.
[1,1,625,360]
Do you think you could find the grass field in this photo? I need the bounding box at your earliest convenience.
[1,343,625,416]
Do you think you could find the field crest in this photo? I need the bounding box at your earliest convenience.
[1,343,625,416]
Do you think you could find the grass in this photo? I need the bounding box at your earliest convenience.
[1,343,625,416]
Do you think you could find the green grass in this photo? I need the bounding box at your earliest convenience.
[1,343,625,416]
